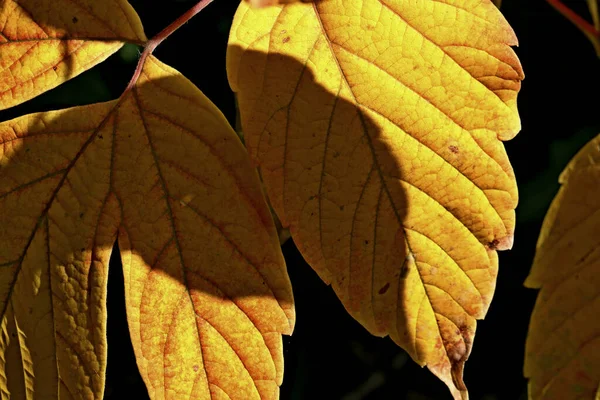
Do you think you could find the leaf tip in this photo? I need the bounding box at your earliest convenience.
[451,359,467,392]
[523,274,540,289]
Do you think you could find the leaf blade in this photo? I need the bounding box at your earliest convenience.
[525,134,600,400]
[118,56,294,399]
[228,0,522,397]
[0,0,146,110]
[0,99,119,399]
[0,54,294,399]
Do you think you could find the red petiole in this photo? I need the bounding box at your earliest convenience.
[124,0,215,93]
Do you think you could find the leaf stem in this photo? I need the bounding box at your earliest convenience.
[124,0,215,93]
[547,0,600,56]
[547,0,599,37]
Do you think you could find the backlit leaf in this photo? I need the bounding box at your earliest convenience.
[0,0,147,110]
[0,55,294,399]
[524,134,600,399]
[227,0,523,397]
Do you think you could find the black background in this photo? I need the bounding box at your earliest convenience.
[1,1,599,399]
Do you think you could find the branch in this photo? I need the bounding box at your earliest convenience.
[547,0,598,36]
[547,0,600,56]
[124,0,215,93]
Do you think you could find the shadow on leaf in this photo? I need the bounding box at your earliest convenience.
[228,41,495,399]
[0,0,146,111]
[0,55,293,399]
[0,38,492,400]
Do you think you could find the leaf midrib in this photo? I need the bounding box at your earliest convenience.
[310,1,483,385]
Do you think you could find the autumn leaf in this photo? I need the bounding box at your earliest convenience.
[524,134,600,400]
[0,0,147,110]
[0,55,294,399]
[227,0,523,397]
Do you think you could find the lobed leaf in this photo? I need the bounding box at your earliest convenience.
[0,0,147,110]
[0,55,294,399]
[524,134,600,400]
[227,0,523,397]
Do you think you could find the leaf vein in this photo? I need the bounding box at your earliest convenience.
[132,88,218,397]
[167,192,281,312]
[54,330,96,391]
[45,217,60,399]
[425,282,471,316]
[0,169,67,200]
[355,99,505,232]
[348,165,375,307]
[141,108,289,282]
[380,0,517,111]
[404,226,482,297]
[318,83,342,279]
[187,270,263,397]
[370,186,384,326]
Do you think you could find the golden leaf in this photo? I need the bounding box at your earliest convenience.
[0,0,146,110]
[227,0,523,397]
[524,134,600,400]
[0,55,294,399]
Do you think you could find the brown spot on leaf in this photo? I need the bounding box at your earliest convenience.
[282,36,290,43]
[459,325,472,346]
[447,325,473,391]
[193,365,199,372]
[446,337,466,363]
[72,16,78,23]
[449,145,459,154]
[378,282,390,294]
[487,235,513,250]
[444,335,468,390]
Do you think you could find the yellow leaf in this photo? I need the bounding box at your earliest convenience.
[524,134,600,400]
[0,55,294,399]
[0,0,147,110]
[227,0,523,397]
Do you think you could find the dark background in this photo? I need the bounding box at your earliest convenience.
[1,1,599,399]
